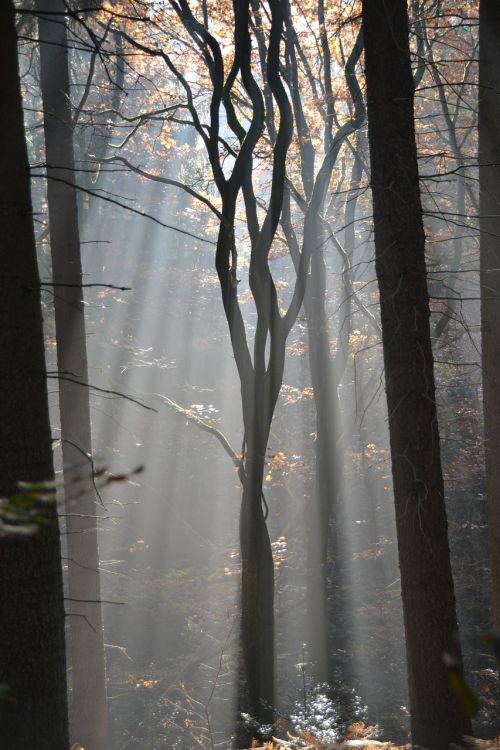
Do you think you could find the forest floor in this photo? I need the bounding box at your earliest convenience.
[102,550,500,750]
[245,729,500,750]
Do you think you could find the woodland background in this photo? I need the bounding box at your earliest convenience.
[1,1,499,750]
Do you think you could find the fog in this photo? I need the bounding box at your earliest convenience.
[13,1,498,748]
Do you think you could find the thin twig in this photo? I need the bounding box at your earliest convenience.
[47,372,157,412]
[40,282,131,290]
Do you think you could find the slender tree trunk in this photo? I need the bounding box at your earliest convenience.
[280,188,345,689]
[240,429,275,725]
[479,0,500,633]
[304,248,342,687]
[278,16,365,688]
[76,27,125,220]
[361,2,472,747]
[215,206,277,733]
[434,174,466,340]
[37,2,107,748]
[0,4,69,747]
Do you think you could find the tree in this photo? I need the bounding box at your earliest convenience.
[276,6,366,686]
[57,0,490,740]
[0,3,69,748]
[73,19,125,222]
[36,1,108,748]
[361,1,472,747]
[105,0,329,725]
[110,0,366,700]
[479,0,500,634]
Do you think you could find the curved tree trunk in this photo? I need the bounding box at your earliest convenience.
[362,1,472,747]
[37,2,107,748]
[0,4,69,747]
[479,0,500,634]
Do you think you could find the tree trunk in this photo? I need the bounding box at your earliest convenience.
[479,0,500,634]
[361,1,472,747]
[215,203,277,735]
[37,2,107,748]
[240,433,275,726]
[0,4,69,747]
[304,251,342,687]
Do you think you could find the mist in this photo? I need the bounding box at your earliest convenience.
[1,1,498,749]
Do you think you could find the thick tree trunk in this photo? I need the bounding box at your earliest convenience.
[479,0,500,633]
[37,2,107,748]
[361,2,472,747]
[0,4,69,748]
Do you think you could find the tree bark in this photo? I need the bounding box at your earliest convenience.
[239,432,275,725]
[361,1,472,747]
[0,4,69,748]
[37,2,107,748]
[479,0,500,634]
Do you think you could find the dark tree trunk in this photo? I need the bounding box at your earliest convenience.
[37,2,107,748]
[361,1,472,747]
[213,196,277,733]
[479,0,500,633]
[239,431,275,725]
[0,4,69,748]
[164,0,301,733]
